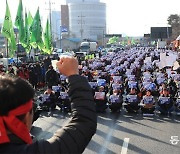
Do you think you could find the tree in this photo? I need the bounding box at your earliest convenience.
[167,14,180,39]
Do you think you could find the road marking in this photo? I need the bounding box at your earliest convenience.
[121,138,130,154]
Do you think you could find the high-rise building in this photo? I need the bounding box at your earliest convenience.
[61,5,69,32]
[66,0,106,41]
[52,11,61,41]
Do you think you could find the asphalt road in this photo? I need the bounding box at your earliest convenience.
[31,108,180,154]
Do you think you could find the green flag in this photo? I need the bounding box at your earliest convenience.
[15,0,25,44]
[29,8,44,50]
[23,9,31,52]
[28,11,33,26]
[43,19,53,54]
[1,1,17,57]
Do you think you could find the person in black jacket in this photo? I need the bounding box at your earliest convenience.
[45,65,59,87]
[0,56,97,154]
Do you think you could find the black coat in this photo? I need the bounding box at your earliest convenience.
[45,69,58,86]
[0,75,97,154]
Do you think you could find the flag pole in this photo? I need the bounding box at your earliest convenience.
[6,39,8,58]
[6,38,9,72]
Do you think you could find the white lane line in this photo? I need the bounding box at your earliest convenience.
[121,138,130,154]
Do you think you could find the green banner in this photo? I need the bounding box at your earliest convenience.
[29,7,44,50]
[43,19,53,54]
[15,0,25,44]
[22,9,31,53]
[1,0,17,57]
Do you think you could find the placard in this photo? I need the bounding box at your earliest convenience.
[109,95,121,103]
[95,92,105,100]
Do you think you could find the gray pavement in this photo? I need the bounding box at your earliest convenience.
[31,108,180,154]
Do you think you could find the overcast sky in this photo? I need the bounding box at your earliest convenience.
[0,0,179,36]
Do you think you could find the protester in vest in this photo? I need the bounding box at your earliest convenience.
[124,88,141,113]
[141,90,155,114]
[94,86,108,112]
[157,88,174,115]
[0,56,97,154]
[108,89,123,112]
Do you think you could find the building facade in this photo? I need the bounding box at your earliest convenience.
[66,0,106,41]
[51,11,61,41]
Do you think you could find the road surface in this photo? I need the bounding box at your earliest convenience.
[31,108,180,154]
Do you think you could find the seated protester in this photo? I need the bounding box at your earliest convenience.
[124,88,140,113]
[94,86,108,112]
[101,72,110,85]
[57,91,71,112]
[97,78,108,94]
[141,90,155,114]
[157,88,174,115]
[126,81,139,95]
[39,86,56,111]
[108,89,123,112]
[159,83,168,95]
[155,77,166,88]
[52,85,62,98]
[141,82,157,97]
[109,82,124,95]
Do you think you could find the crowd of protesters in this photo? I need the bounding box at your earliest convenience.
[0,47,180,116]
[0,56,59,89]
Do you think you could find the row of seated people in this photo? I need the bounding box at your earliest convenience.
[37,79,179,116]
[94,86,180,115]
[38,85,71,112]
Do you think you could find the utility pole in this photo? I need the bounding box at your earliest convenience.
[45,0,55,41]
[78,12,85,40]
[49,0,52,33]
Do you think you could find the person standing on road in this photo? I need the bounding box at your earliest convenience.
[45,65,59,87]
[0,56,97,154]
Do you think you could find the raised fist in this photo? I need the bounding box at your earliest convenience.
[56,56,79,77]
